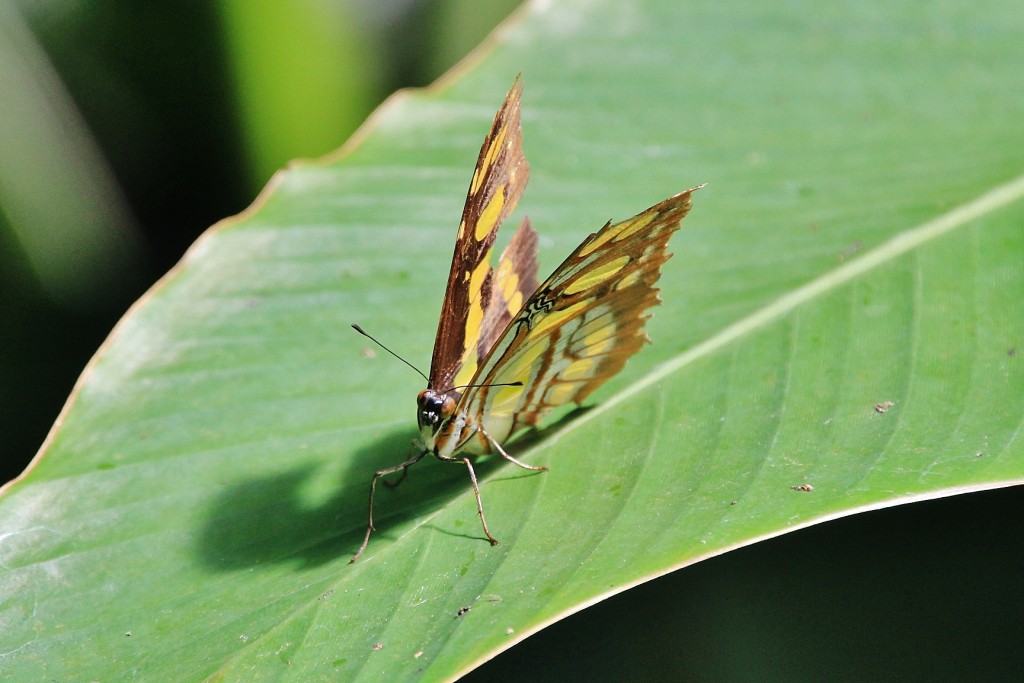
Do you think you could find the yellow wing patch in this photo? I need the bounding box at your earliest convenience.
[562,255,631,295]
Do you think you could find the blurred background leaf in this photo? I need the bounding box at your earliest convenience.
[0,0,519,477]
[218,0,376,189]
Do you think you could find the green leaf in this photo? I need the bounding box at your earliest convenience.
[3,1,1023,681]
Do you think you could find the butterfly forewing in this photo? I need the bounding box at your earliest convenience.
[429,77,530,393]
[459,188,698,442]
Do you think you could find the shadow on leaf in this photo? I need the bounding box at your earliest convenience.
[195,406,586,571]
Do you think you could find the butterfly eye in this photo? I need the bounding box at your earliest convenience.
[440,396,457,419]
[416,389,448,427]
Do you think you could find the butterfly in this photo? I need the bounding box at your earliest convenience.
[351,76,700,561]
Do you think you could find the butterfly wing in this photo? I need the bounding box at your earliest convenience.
[429,76,531,393]
[479,217,539,361]
[459,187,700,446]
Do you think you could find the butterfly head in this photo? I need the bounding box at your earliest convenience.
[416,389,459,444]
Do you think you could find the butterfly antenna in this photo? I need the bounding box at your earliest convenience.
[351,324,429,383]
[449,381,524,391]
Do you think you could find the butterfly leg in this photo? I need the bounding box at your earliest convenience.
[383,467,409,490]
[435,453,500,546]
[350,449,429,563]
[481,427,549,473]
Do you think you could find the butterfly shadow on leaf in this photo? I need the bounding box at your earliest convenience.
[192,418,561,572]
[192,428,448,572]
[193,400,593,573]
[333,409,590,553]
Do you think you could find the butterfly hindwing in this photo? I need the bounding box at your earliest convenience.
[478,217,539,362]
[459,188,698,443]
[429,77,530,393]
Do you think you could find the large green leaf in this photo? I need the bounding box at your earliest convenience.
[3,1,1023,681]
